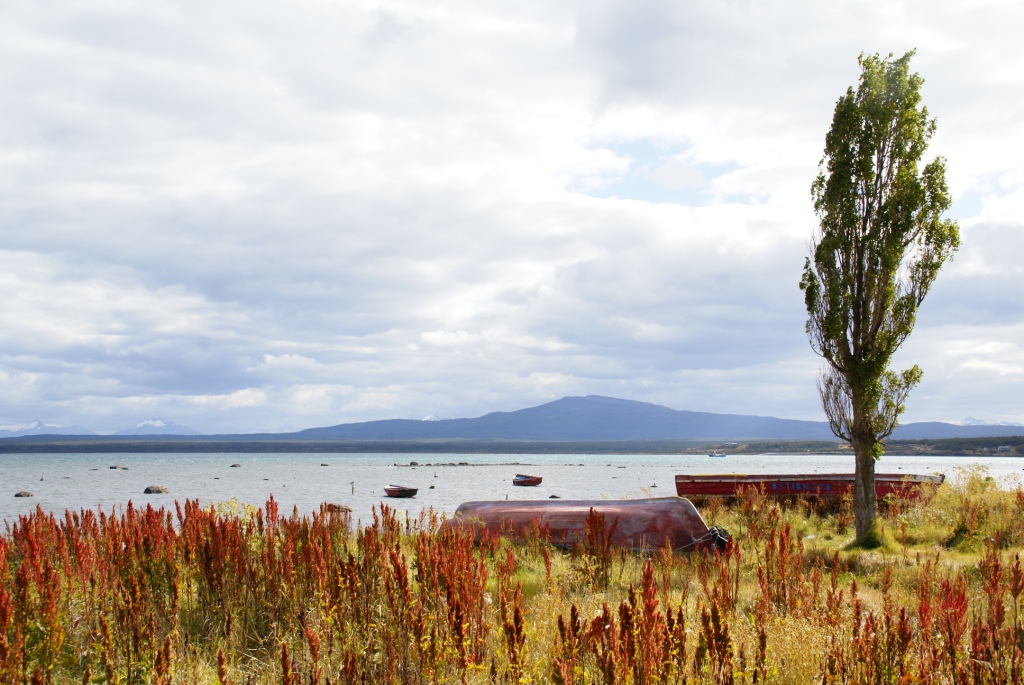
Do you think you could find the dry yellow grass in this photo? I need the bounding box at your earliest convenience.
[1,466,1022,683]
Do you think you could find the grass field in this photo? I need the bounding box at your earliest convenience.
[1,465,1023,684]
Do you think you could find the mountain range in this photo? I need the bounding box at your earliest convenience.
[293,395,1024,442]
[0,420,96,437]
[3,396,1024,441]
[0,417,200,438]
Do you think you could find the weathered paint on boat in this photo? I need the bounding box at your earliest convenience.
[444,496,729,553]
[674,473,944,499]
[384,485,418,498]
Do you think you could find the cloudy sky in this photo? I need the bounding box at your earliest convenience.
[1,0,1021,434]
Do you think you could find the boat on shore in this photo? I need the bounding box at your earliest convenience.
[443,496,730,553]
[384,485,418,498]
[513,474,542,487]
[675,473,944,499]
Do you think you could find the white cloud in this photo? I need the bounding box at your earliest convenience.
[0,0,1022,431]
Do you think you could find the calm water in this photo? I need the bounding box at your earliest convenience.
[1,452,1020,526]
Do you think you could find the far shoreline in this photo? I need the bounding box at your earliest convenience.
[0,435,1020,456]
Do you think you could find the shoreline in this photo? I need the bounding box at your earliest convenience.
[1,435,1020,455]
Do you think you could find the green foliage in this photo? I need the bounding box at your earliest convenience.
[843,519,889,551]
[800,51,959,539]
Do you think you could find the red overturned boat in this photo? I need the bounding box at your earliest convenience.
[675,473,944,499]
[443,497,729,553]
[513,474,542,487]
[384,484,418,498]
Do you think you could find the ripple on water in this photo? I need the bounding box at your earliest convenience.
[0,452,1018,525]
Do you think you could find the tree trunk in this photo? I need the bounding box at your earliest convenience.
[851,434,877,541]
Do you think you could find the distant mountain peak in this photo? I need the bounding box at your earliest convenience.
[0,419,45,432]
[297,395,837,441]
[0,420,95,437]
[960,417,1023,427]
[293,395,1024,442]
[114,418,202,436]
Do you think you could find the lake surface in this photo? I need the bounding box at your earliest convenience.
[1,452,1020,526]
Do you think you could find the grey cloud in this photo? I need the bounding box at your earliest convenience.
[0,0,1020,432]
[575,1,858,111]
[917,220,1024,325]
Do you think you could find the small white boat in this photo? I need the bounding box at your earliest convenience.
[708,451,727,458]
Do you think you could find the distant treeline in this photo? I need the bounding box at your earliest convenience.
[712,437,1022,457]
[1,437,716,454]
[887,435,1023,456]
[0,435,1019,455]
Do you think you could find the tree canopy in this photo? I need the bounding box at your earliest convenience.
[800,50,960,540]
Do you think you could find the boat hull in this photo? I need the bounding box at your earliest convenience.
[443,496,728,553]
[674,473,943,499]
[384,486,418,498]
[513,474,542,486]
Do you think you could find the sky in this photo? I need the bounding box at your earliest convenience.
[1,0,1022,434]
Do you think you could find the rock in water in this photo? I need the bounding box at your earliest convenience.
[14,491,33,498]
[144,485,169,494]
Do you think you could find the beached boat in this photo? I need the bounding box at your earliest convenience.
[384,485,418,498]
[443,496,730,553]
[513,474,542,486]
[674,473,944,499]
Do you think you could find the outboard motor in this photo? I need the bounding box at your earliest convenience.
[707,526,732,552]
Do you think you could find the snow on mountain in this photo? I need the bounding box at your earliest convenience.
[960,417,1024,427]
[0,420,96,437]
[113,417,203,436]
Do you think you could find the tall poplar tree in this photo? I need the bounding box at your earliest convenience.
[800,51,960,543]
